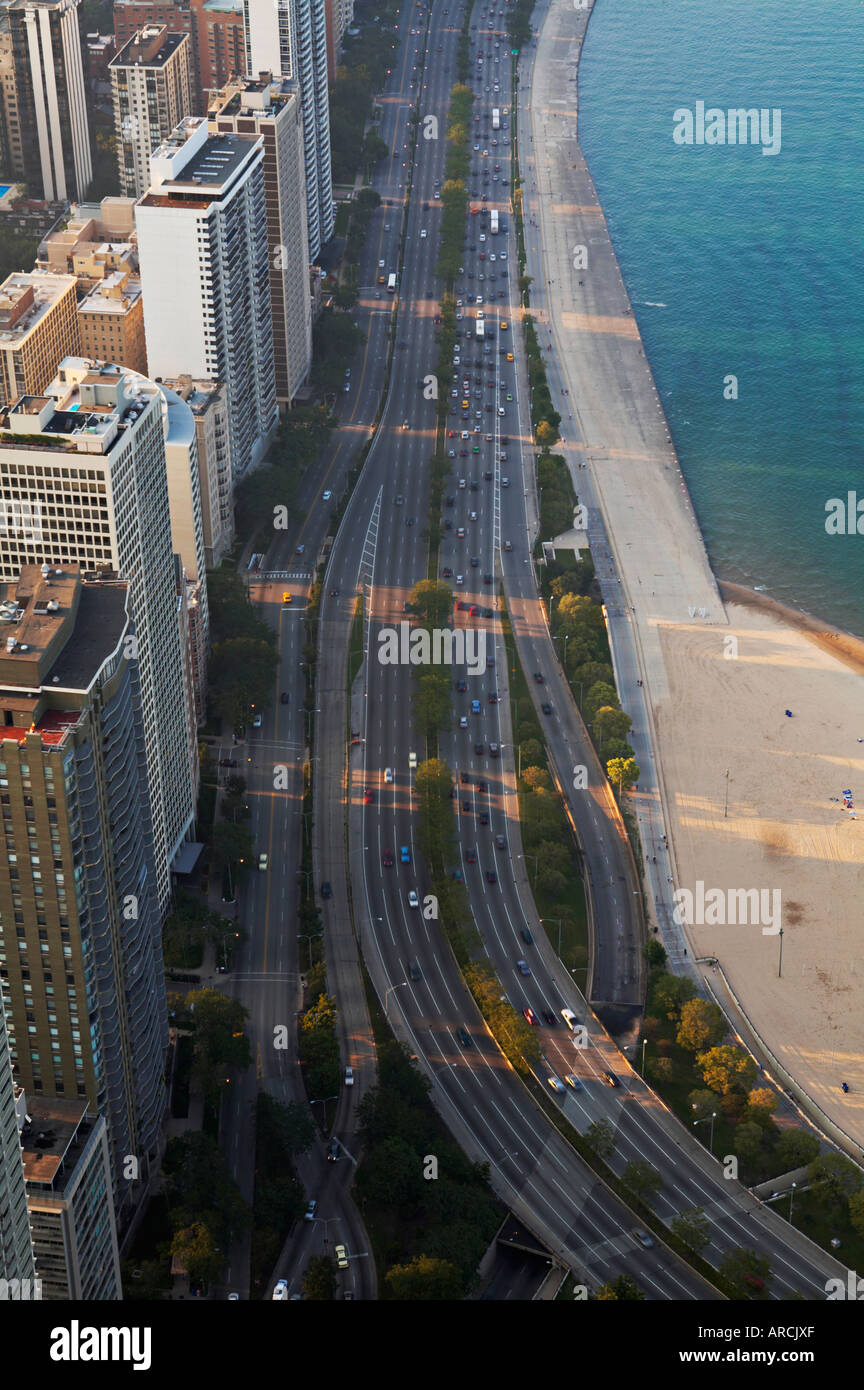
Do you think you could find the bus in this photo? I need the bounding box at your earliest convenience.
[387,272,397,293]
[475,318,485,339]
[490,209,499,235]
[492,107,500,130]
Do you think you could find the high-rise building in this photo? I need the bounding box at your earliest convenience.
[0,1018,36,1284]
[23,1097,121,1299]
[0,271,79,410]
[0,0,92,202]
[110,25,193,198]
[158,375,232,569]
[37,196,138,281]
[112,0,245,111]
[209,74,311,405]
[323,0,352,80]
[76,271,147,376]
[0,360,198,913]
[242,0,333,259]
[136,116,277,477]
[0,564,168,1221]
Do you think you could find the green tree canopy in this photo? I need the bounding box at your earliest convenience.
[385,1254,463,1299]
[697,1045,757,1096]
[676,998,727,1053]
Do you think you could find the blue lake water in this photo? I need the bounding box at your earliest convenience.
[578,0,864,634]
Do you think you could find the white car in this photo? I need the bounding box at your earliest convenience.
[258,853,268,871]
[335,1244,349,1269]
[252,712,263,727]
[420,228,427,238]
[384,767,393,783]
[408,751,417,769]
[378,259,385,268]
[455,573,464,585]
[323,489,332,501]
[459,715,469,729]
[345,1066,354,1086]
[408,890,420,908]
[273,1280,289,1300]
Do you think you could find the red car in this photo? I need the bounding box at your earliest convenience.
[363,788,374,804]
[523,1007,538,1026]
[466,849,477,864]
[383,848,394,867]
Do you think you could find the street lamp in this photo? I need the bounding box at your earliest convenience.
[310,1094,338,1128]
[778,927,784,978]
[298,932,319,970]
[692,1108,717,1155]
[539,916,563,955]
[522,854,539,888]
[641,1037,648,1077]
[384,981,408,1014]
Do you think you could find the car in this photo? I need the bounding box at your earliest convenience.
[496,834,507,851]
[304,1201,318,1222]
[383,848,394,867]
[409,751,417,770]
[378,259,385,268]
[258,853,268,871]
[471,698,481,714]
[564,1074,583,1091]
[279,691,290,706]
[344,1066,354,1087]
[541,702,552,715]
[456,677,467,692]
[363,787,373,803]
[457,527,466,538]
[335,1244,349,1270]
[501,475,509,487]
[465,848,477,864]
[506,352,514,362]
[500,320,509,331]
[547,1074,566,1095]
[395,494,404,505]
[523,1007,538,1025]
[442,566,453,578]
[542,1011,556,1027]
[485,868,496,882]
[296,543,305,555]
[219,758,237,768]
[503,539,512,551]
[743,1273,765,1292]
[384,766,394,783]
[602,1070,620,1088]
[400,845,411,863]
[282,591,292,605]
[321,881,332,899]
[252,712,263,727]
[488,693,499,704]
[521,927,533,945]
[459,715,469,729]
[408,890,420,908]
[632,1228,654,1249]
[420,228,427,238]
[228,1292,240,1301]
[474,741,484,755]
[516,959,531,976]
[327,1140,340,1162]
[462,799,472,814]
[457,1026,471,1047]
[483,572,493,584]
[533,672,544,684]
[410,960,422,981]
[489,742,499,757]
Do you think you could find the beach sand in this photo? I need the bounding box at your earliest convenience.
[655,604,864,1135]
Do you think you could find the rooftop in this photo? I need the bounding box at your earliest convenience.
[21,1098,96,1194]
[0,271,76,344]
[0,359,157,455]
[77,273,142,315]
[110,25,187,68]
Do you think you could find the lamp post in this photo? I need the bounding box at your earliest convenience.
[523,854,539,889]
[540,917,563,955]
[723,767,730,819]
[641,1037,648,1077]
[310,1094,337,1129]
[384,981,408,1015]
[789,1181,796,1224]
[298,933,319,970]
[692,1109,717,1155]
[778,927,784,978]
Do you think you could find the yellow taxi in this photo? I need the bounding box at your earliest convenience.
[282,591,292,604]
[506,352,514,362]
[500,321,509,331]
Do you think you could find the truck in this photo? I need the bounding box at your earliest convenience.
[387,272,397,293]
[475,317,485,339]
[492,107,500,130]
[490,209,499,235]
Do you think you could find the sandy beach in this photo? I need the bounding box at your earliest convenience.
[525,0,864,1147]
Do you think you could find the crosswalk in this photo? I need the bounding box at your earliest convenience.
[258,570,312,581]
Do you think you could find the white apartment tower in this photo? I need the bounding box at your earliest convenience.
[242,0,333,259]
[110,25,194,198]
[208,74,312,406]
[135,117,278,478]
[0,360,199,912]
[0,0,92,202]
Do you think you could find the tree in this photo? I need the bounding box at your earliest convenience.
[208,636,279,727]
[622,1160,662,1202]
[607,756,640,794]
[849,1189,864,1239]
[745,1088,779,1125]
[185,988,252,1102]
[413,670,452,737]
[521,765,551,791]
[519,738,544,767]
[333,282,359,309]
[162,1131,251,1249]
[807,1153,863,1209]
[671,1208,711,1254]
[211,820,254,871]
[594,706,632,745]
[583,680,619,723]
[585,1119,615,1158]
[652,972,697,1023]
[170,1222,222,1287]
[408,578,454,626]
[385,1254,463,1300]
[719,1247,772,1298]
[735,1121,767,1170]
[676,998,727,1053]
[645,938,667,969]
[688,1089,719,1119]
[302,1255,336,1300]
[775,1128,820,1171]
[596,1275,644,1301]
[697,1045,757,1097]
[536,419,560,449]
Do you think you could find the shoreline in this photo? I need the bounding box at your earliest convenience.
[525,0,864,1152]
